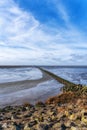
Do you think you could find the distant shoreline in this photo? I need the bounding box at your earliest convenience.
[0,65,87,68]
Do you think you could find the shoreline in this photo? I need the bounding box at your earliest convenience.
[0,68,87,129]
[0,67,87,108]
[0,67,76,108]
[0,69,63,108]
[0,88,87,130]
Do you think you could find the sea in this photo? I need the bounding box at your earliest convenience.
[0,66,87,107]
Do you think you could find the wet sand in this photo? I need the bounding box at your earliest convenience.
[0,70,52,94]
[0,69,63,108]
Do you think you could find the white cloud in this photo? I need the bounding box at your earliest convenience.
[0,0,87,65]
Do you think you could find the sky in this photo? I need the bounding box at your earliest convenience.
[0,0,87,65]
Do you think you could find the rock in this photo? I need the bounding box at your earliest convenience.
[24,124,31,130]
[65,111,69,117]
[38,116,44,122]
[68,114,77,121]
[0,115,5,121]
[24,121,37,130]
[61,123,67,130]
[35,101,45,107]
[29,120,37,127]
[0,88,87,130]
[53,123,61,129]
[65,121,71,127]
[36,124,49,130]
[9,125,17,130]
[22,107,27,112]
[70,122,77,127]
[2,123,7,128]
[0,125,3,130]
[10,123,21,130]
[24,113,32,118]
[11,114,19,120]
[81,110,87,124]
[71,126,77,130]
[24,128,31,130]
[5,106,13,111]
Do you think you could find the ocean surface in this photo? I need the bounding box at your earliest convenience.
[0,66,87,107]
[44,66,87,85]
[0,67,42,83]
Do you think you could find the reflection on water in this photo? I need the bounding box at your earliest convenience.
[0,80,63,107]
[0,66,87,107]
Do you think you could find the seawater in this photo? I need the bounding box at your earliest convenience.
[0,67,42,83]
[44,66,87,85]
[0,66,87,107]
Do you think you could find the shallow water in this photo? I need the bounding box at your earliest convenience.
[0,67,42,83]
[0,80,63,107]
[0,66,87,107]
[0,67,62,107]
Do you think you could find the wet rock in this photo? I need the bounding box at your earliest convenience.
[10,122,22,130]
[9,125,17,130]
[64,120,71,127]
[29,120,37,127]
[0,124,3,130]
[22,107,27,112]
[24,113,32,118]
[0,116,4,121]
[61,123,67,130]
[71,126,77,130]
[2,123,7,128]
[0,89,87,130]
[5,116,11,120]
[68,113,77,121]
[5,106,13,111]
[35,101,45,107]
[37,124,49,130]
[24,124,31,130]
[11,114,19,120]
[70,122,77,127]
[81,110,87,124]
[53,122,61,129]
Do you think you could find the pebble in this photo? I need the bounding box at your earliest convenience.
[0,92,87,130]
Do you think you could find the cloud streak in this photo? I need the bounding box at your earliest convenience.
[0,0,87,65]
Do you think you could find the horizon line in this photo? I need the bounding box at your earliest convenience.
[0,65,87,68]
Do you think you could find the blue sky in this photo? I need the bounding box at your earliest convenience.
[0,0,87,65]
